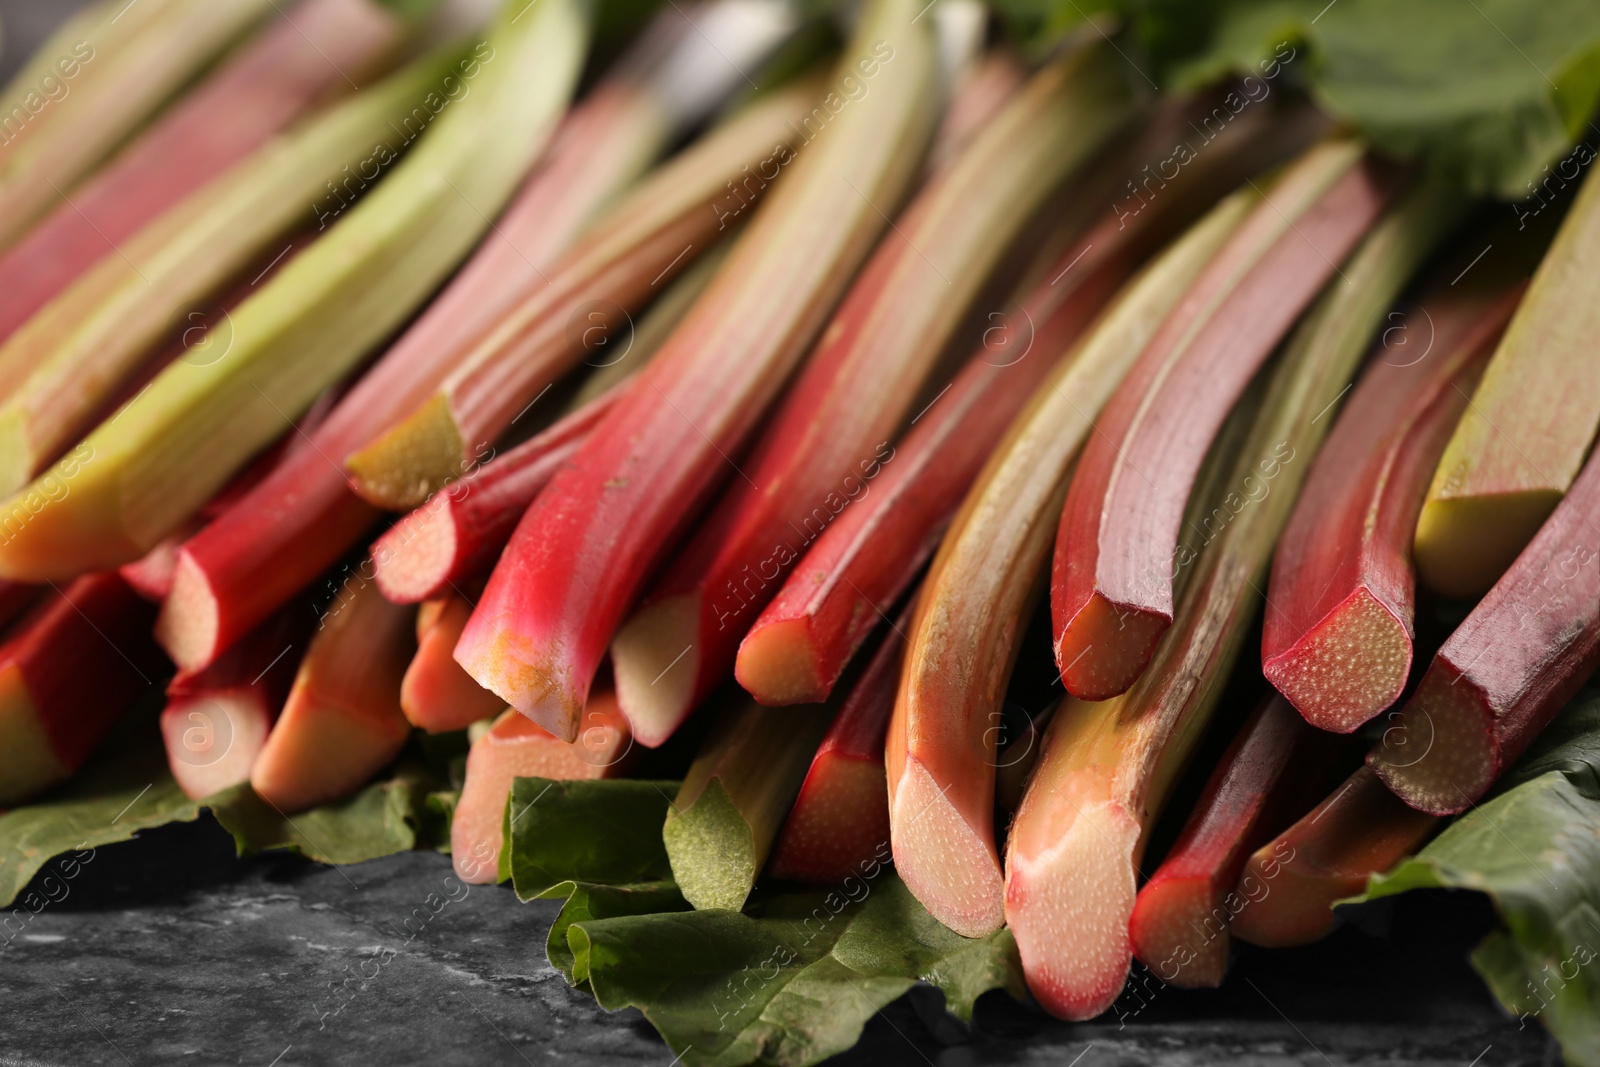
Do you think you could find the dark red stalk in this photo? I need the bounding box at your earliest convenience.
[1368,432,1600,814]
[1052,142,1401,701]
[1128,694,1339,987]
[0,572,162,804]
[371,383,621,604]
[767,605,910,883]
[0,0,404,345]
[1262,280,1524,731]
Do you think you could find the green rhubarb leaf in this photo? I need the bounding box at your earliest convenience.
[546,880,689,984]
[1357,680,1600,1066]
[0,712,199,909]
[573,875,1025,1067]
[206,774,424,865]
[1144,0,1600,198]
[504,776,680,900]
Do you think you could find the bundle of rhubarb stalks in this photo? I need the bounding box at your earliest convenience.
[4,0,1600,1059]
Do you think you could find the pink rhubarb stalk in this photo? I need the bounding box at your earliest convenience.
[1052,141,1399,701]
[1263,277,1524,731]
[401,593,507,734]
[454,0,943,744]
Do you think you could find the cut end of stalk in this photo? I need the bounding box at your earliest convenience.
[1128,875,1229,989]
[372,499,457,604]
[768,752,889,883]
[1413,490,1561,600]
[1004,799,1140,1020]
[155,552,222,673]
[0,669,67,806]
[612,593,700,747]
[453,616,583,743]
[735,615,826,706]
[1055,592,1170,701]
[1263,586,1411,733]
[1229,848,1353,948]
[345,393,467,511]
[889,758,1004,937]
[663,777,756,911]
[1367,666,1495,815]
[250,695,410,815]
[161,692,271,801]
[402,600,506,733]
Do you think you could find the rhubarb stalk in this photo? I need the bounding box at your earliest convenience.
[1127,695,1337,988]
[0,0,281,251]
[155,26,791,674]
[250,572,415,813]
[0,51,460,494]
[0,0,589,581]
[162,606,310,800]
[455,0,942,743]
[1004,186,1461,1019]
[1415,164,1600,598]
[663,693,834,911]
[1369,434,1600,814]
[767,604,911,884]
[0,0,408,345]
[401,593,508,733]
[452,692,631,884]
[1230,767,1437,948]
[1263,275,1524,732]
[344,73,822,510]
[887,194,1252,940]
[0,572,161,805]
[609,43,1136,744]
[1052,141,1401,701]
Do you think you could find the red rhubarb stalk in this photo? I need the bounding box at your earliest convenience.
[1230,767,1438,947]
[344,73,822,511]
[401,593,507,733]
[1128,694,1337,988]
[250,573,414,813]
[767,604,911,883]
[454,0,942,744]
[1052,141,1400,702]
[1368,436,1600,815]
[162,606,310,800]
[0,0,406,346]
[155,36,797,675]
[1262,278,1524,732]
[0,572,161,805]
[886,192,1256,940]
[371,378,624,605]
[609,44,1134,743]
[451,691,631,884]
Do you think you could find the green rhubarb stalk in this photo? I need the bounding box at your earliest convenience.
[0,0,589,580]
[0,0,279,251]
[663,695,834,911]
[0,51,461,495]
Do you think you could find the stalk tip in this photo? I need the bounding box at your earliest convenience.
[890,758,1004,937]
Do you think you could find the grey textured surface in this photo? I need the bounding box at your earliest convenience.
[0,815,1562,1066]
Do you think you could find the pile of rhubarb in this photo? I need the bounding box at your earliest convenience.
[6,0,1600,1063]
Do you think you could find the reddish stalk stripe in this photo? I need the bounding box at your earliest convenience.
[401,594,507,733]
[1128,695,1338,988]
[610,46,1134,740]
[1263,281,1523,731]
[452,693,631,884]
[250,574,415,814]
[1230,767,1437,947]
[924,49,1026,176]
[344,77,823,511]
[0,0,402,347]
[372,383,621,604]
[0,572,161,805]
[161,605,310,800]
[1369,434,1600,814]
[151,60,675,674]
[454,0,943,744]
[1053,142,1400,701]
[768,603,910,883]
